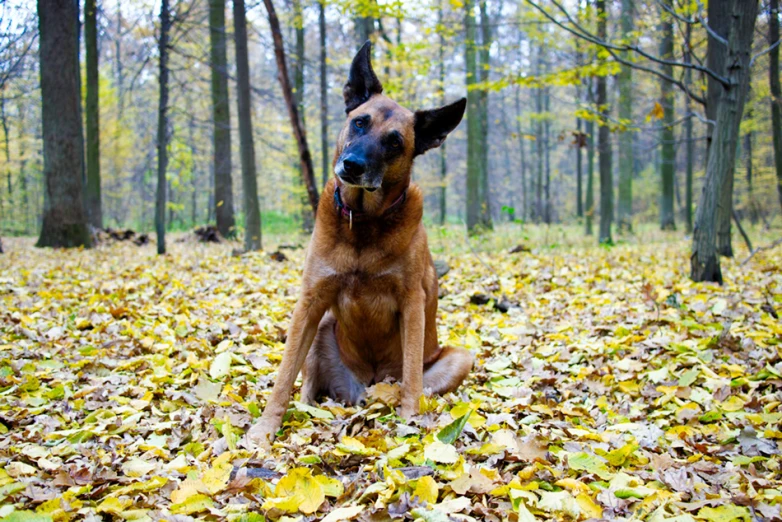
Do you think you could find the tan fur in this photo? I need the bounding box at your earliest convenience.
[247,94,473,450]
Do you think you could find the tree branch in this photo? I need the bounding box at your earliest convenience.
[750,39,781,67]
[526,0,730,89]
[524,0,707,105]
[741,238,782,266]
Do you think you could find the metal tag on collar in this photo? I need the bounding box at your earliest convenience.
[349,210,353,230]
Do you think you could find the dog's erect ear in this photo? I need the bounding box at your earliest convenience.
[413,97,467,156]
[343,41,383,113]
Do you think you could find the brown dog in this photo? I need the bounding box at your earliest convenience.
[247,42,473,449]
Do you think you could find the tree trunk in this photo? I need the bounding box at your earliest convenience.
[596,0,612,244]
[438,0,447,225]
[585,122,595,235]
[291,0,312,229]
[659,0,676,231]
[209,0,236,238]
[263,0,320,217]
[576,79,583,218]
[478,0,492,229]
[234,0,262,251]
[36,0,92,248]
[535,45,543,223]
[544,84,551,224]
[319,0,329,188]
[744,120,756,224]
[585,79,595,236]
[85,0,102,229]
[1,95,11,220]
[684,21,694,233]
[770,0,782,212]
[155,0,170,255]
[515,84,527,221]
[617,0,633,232]
[691,0,758,283]
[705,0,729,159]
[465,0,481,233]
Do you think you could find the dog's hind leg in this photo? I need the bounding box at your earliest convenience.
[301,312,366,406]
[423,346,474,396]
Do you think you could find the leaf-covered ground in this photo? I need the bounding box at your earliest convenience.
[0,233,781,522]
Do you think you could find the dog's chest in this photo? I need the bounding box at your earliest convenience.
[334,267,401,334]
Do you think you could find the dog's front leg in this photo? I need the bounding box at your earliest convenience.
[246,291,329,450]
[400,290,425,419]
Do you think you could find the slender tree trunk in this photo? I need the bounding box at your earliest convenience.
[515,84,527,221]
[263,0,320,216]
[234,0,262,251]
[535,46,543,223]
[684,21,694,233]
[705,0,729,160]
[438,0,447,225]
[319,0,329,188]
[209,0,236,238]
[36,0,92,248]
[500,86,514,221]
[17,100,30,233]
[585,103,595,235]
[659,0,676,231]
[596,0,612,244]
[617,0,633,232]
[769,0,782,212]
[576,81,583,218]
[744,118,756,224]
[291,0,312,229]
[155,0,170,255]
[716,1,741,256]
[691,0,758,283]
[478,0,492,229]
[188,104,198,227]
[85,0,102,228]
[1,95,11,223]
[465,0,481,233]
[543,84,551,224]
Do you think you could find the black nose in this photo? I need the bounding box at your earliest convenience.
[342,157,365,178]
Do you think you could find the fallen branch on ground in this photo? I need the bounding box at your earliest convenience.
[741,238,782,266]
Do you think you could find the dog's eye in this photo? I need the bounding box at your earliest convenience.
[353,118,365,129]
[388,133,402,148]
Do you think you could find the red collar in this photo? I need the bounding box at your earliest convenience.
[333,185,407,228]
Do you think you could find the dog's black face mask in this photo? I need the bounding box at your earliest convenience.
[335,41,466,191]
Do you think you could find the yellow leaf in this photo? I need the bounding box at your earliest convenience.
[170,493,214,515]
[424,440,460,464]
[335,436,379,456]
[96,497,132,515]
[366,382,401,406]
[413,476,439,504]
[576,493,603,519]
[314,474,344,498]
[121,458,156,478]
[202,453,234,495]
[697,504,751,522]
[170,478,205,504]
[648,102,664,121]
[272,467,326,515]
[721,396,745,412]
[321,505,364,522]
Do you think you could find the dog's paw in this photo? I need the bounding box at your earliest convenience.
[399,403,419,420]
[244,422,276,452]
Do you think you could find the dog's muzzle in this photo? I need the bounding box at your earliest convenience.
[335,154,382,190]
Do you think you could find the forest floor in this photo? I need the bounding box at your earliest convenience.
[0,226,780,522]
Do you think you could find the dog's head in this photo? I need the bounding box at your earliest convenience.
[334,41,466,192]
